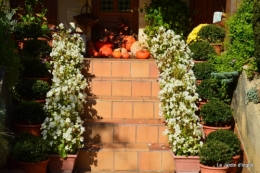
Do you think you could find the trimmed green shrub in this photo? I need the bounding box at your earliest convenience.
[193,62,216,80]
[189,41,216,61]
[197,24,225,43]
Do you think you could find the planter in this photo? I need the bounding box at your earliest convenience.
[202,124,231,136]
[200,163,228,173]
[227,155,241,173]
[210,43,223,55]
[171,151,200,173]
[23,77,51,83]
[14,123,42,136]
[48,152,78,173]
[18,158,49,173]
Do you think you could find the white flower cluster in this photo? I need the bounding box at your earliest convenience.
[150,27,204,156]
[41,23,87,158]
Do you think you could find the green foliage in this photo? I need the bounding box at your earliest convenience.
[193,62,216,80]
[189,41,216,61]
[21,39,51,58]
[253,0,260,66]
[21,58,50,78]
[246,86,259,104]
[13,79,50,100]
[200,99,233,127]
[206,130,241,156]
[13,101,47,125]
[11,132,50,163]
[199,140,233,167]
[196,78,230,103]
[144,0,191,45]
[197,24,225,43]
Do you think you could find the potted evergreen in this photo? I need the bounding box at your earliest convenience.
[13,101,47,136]
[193,62,216,84]
[11,132,50,173]
[200,99,233,136]
[189,41,216,61]
[207,130,241,173]
[199,140,233,173]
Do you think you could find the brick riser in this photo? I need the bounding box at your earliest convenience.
[77,58,174,172]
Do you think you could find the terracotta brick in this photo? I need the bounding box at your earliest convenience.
[133,102,154,119]
[90,151,114,170]
[161,151,175,170]
[154,101,160,118]
[131,63,149,77]
[112,63,131,77]
[92,101,112,119]
[102,143,126,151]
[152,81,160,97]
[114,152,138,170]
[92,62,111,76]
[132,81,151,96]
[139,152,161,170]
[112,81,131,96]
[91,125,113,143]
[149,63,159,77]
[158,126,168,143]
[112,102,133,118]
[136,126,158,143]
[125,143,149,151]
[91,80,112,96]
[113,126,136,143]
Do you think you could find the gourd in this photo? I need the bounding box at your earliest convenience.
[122,36,136,51]
[136,49,150,59]
[99,46,113,57]
[122,52,130,59]
[112,49,122,58]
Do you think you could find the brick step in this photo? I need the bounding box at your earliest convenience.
[83,118,168,144]
[75,143,175,172]
[86,77,159,97]
[83,58,159,78]
[83,96,160,119]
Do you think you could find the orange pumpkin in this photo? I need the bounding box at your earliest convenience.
[112,50,122,58]
[95,40,113,50]
[122,36,136,51]
[136,49,150,59]
[94,51,101,57]
[122,52,130,59]
[100,46,113,57]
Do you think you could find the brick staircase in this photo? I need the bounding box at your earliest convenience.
[75,58,175,172]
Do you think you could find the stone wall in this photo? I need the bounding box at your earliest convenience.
[231,71,260,173]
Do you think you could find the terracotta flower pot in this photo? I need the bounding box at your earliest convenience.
[14,123,42,137]
[18,158,49,173]
[227,155,241,173]
[200,163,228,173]
[202,124,231,136]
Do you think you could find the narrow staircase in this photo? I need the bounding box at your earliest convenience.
[75,58,175,172]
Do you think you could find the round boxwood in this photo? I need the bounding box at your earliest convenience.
[206,129,241,156]
[197,24,226,43]
[199,140,233,167]
[189,41,216,61]
[200,99,233,127]
[193,62,216,80]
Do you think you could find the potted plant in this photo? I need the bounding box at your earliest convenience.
[149,27,204,172]
[41,23,87,172]
[13,79,50,101]
[200,99,233,136]
[207,130,241,173]
[13,101,47,136]
[199,140,233,173]
[21,39,52,58]
[186,24,208,44]
[11,132,50,173]
[193,62,216,84]
[197,24,226,55]
[189,41,216,61]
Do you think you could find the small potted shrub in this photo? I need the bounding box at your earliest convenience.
[13,101,47,136]
[21,39,52,58]
[193,62,216,83]
[189,41,216,61]
[13,79,50,101]
[11,132,50,173]
[207,130,241,173]
[199,140,233,173]
[200,99,233,136]
[21,58,51,79]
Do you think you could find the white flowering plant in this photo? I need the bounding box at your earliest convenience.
[41,23,87,158]
[149,27,204,156]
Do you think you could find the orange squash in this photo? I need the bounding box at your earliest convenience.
[95,40,113,50]
[100,46,113,57]
[136,49,150,59]
[122,52,130,59]
[112,49,122,58]
[122,36,136,51]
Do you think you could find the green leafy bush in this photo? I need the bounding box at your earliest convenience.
[200,99,233,127]
[197,24,225,43]
[21,58,50,78]
[21,39,52,58]
[13,101,47,125]
[193,62,216,80]
[207,129,241,156]
[11,132,50,163]
[253,0,260,67]
[199,140,233,167]
[189,41,216,61]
